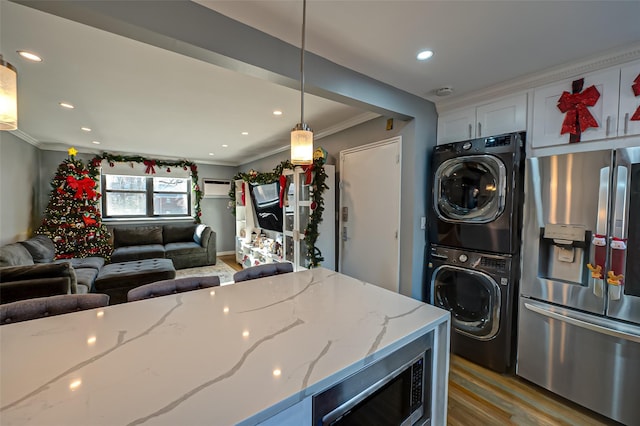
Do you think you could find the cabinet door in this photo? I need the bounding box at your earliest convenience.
[283,168,310,270]
[619,61,640,137]
[437,107,475,145]
[476,92,527,138]
[532,68,620,148]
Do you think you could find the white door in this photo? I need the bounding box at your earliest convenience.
[339,137,401,292]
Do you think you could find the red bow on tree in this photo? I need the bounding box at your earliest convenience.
[66,176,96,199]
[631,74,640,121]
[144,160,156,174]
[82,215,97,226]
[557,78,600,143]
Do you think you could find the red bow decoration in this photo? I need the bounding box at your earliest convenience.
[302,164,314,185]
[66,176,96,199]
[631,74,640,121]
[279,175,288,208]
[82,215,97,226]
[557,78,600,143]
[144,160,156,174]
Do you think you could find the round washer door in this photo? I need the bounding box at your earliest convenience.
[431,265,501,340]
[434,154,506,223]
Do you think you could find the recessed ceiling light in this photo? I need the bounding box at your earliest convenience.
[81,127,92,132]
[59,102,75,109]
[17,50,42,62]
[208,152,215,156]
[92,141,101,145]
[241,131,249,136]
[416,50,434,61]
[273,110,283,116]
[222,144,229,147]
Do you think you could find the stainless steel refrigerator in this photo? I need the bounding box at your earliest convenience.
[517,146,640,425]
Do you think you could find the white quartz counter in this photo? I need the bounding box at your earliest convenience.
[0,268,450,426]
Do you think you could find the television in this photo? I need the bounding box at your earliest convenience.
[249,181,283,232]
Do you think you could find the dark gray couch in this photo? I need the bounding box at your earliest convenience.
[0,236,104,303]
[109,223,216,269]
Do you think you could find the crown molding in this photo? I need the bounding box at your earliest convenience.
[9,128,40,146]
[435,42,640,113]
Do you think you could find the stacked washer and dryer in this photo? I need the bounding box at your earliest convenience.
[425,132,525,373]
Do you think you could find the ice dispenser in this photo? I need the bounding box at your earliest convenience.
[538,224,590,285]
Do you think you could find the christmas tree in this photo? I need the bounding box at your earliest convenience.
[36,147,112,260]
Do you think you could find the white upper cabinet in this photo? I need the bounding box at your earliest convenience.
[437,93,527,145]
[618,61,640,138]
[531,68,621,148]
[476,92,528,139]
[437,107,476,144]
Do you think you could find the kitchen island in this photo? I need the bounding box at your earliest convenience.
[0,268,450,425]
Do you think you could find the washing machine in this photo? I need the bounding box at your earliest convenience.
[426,244,519,373]
[429,132,525,254]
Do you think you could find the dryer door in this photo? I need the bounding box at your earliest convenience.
[432,265,501,340]
[434,155,506,223]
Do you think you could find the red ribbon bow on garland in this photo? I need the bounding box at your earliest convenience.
[66,176,96,199]
[144,160,156,174]
[631,74,640,121]
[302,164,314,185]
[557,78,600,143]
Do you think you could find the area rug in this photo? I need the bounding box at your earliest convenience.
[174,259,237,285]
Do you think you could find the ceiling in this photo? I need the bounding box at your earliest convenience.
[2,1,640,165]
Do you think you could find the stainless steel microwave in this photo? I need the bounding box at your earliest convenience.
[312,335,432,426]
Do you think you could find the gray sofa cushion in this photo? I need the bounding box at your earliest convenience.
[0,243,34,267]
[19,235,56,263]
[164,242,204,256]
[114,226,163,248]
[163,224,197,244]
[111,244,165,263]
[0,262,78,297]
[55,257,105,271]
[72,267,98,294]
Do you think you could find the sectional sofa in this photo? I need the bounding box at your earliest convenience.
[0,223,217,304]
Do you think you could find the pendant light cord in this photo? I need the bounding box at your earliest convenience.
[300,0,307,124]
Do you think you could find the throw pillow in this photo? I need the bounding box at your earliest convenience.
[193,224,207,245]
[19,235,56,263]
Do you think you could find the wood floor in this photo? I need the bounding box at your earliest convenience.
[447,354,619,426]
[218,255,618,425]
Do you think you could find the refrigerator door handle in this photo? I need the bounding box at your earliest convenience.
[524,302,640,343]
[587,167,610,291]
[607,165,628,295]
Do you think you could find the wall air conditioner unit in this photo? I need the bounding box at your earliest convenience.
[202,178,232,198]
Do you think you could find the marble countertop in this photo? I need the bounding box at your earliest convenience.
[0,268,449,426]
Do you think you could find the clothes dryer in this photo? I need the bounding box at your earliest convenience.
[426,244,519,373]
[429,132,525,254]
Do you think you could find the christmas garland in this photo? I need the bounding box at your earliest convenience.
[89,153,203,223]
[228,158,328,268]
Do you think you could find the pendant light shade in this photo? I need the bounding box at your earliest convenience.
[0,55,18,131]
[291,0,313,165]
[291,123,314,165]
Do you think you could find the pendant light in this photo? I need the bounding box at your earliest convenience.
[291,0,313,165]
[0,54,18,131]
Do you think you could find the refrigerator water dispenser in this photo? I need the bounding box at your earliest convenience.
[538,224,590,285]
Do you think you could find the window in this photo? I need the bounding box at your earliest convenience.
[102,174,192,218]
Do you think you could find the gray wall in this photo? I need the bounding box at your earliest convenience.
[194,163,238,253]
[0,133,39,245]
